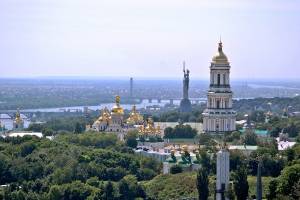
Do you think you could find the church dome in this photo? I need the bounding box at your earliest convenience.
[111,95,124,115]
[212,41,229,64]
[97,107,110,122]
[138,117,161,136]
[126,105,143,124]
[94,120,101,125]
[15,109,23,123]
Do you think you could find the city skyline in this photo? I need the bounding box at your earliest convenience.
[1,0,300,79]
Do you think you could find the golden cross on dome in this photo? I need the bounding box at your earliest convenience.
[115,95,120,104]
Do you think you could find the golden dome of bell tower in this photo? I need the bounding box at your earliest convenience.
[212,40,229,64]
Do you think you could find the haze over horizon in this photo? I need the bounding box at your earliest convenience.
[1,0,300,79]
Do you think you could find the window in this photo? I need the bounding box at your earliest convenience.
[217,74,221,85]
[216,100,220,109]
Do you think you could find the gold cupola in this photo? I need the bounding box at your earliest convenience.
[126,105,143,125]
[138,117,161,136]
[97,107,110,122]
[111,95,124,115]
[212,40,229,64]
[15,109,23,124]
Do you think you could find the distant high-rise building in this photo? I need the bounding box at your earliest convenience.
[202,41,236,133]
[180,61,192,113]
[130,77,133,98]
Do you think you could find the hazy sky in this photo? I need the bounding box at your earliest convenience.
[0,0,300,79]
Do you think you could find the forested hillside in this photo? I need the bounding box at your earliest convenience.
[0,132,160,199]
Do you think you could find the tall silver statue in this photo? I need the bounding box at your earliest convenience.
[180,61,192,113]
[183,61,190,99]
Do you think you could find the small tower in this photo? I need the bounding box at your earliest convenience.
[13,109,24,130]
[216,146,230,200]
[180,61,192,113]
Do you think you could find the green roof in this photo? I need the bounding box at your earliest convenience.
[240,129,268,136]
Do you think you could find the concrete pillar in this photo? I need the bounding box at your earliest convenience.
[216,149,230,200]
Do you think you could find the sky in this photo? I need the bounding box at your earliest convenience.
[0,0,300,79]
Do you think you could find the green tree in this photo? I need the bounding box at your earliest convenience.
[196,167,209,200]
[42,128,54,136]
[266,179,278,200]
[137,168,156,181]
[198,133,213,145]
[164,124,197,138]
[286,148,295,162]
[164,127,173,138]
[243,130,258,145]
[199,151,211,173]
[270,127,281,138]
[20,141,36,157]
[286,122,299,138]
[86,177,100,187]
[125,130,138,148]
[74,122,84,134]
[102,181,115,200]
[230,150,245,171]
[0,153,9,184]
[250,111,265,123]
[225,131,241,142]
[118,175,141,200]
[170,165,183,174]
[27,123,45,132]
[225,183,235,200]
[233,165,249,200]
[277,164,300,196]
[291,179,300,200]
[10,190,26,200]
[60,181,95,200]
[48,185,63,200]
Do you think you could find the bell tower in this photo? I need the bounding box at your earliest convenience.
[202,41,236,133]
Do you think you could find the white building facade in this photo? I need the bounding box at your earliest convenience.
[202,41,236,133]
